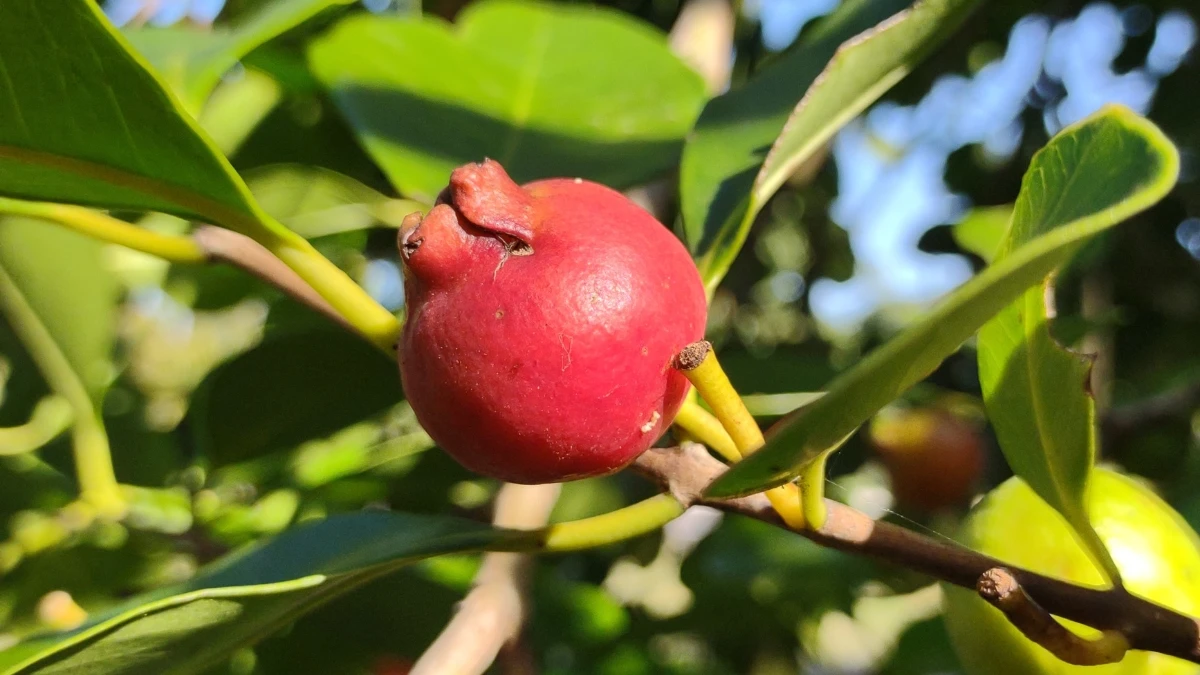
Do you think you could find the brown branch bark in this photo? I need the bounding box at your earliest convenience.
[410,483,560,675]
[632,444,1200,664]
[977,567,1128,665]
[191,225,360,337]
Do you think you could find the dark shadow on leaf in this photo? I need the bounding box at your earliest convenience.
[331,86,687,200]
[190,329,402,467]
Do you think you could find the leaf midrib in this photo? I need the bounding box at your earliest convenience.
[0,143,257,233]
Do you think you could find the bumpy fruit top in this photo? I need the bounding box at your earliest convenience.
[397,160,707,484]
[943,468,1200,675]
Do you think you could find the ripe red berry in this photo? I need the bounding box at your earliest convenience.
[397,160,707,484]
[869,406,986,512]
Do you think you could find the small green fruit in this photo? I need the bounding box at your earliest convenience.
[944,468,1200,675]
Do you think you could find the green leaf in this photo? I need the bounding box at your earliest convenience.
[191,329,402,467]
[681,0,978,293]
[245,165,425,239]
[706,106,1179,498]
[953,204,1013,262]
[0,220,118,407]
[127,0,356,112]
[972,110,1178,583]
[0,0,274,235]
[1,511,519,675]
[741,392,826,418]
[309,0,707,202]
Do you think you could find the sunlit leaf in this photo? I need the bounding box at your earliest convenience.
[681,0,978,293]
[1,512,519,675]
[309,0,707,202]
[706,107,1179,498]
[128,0,356,112]
[0,2,247,221]
[246,165,425,239]
[0,0,283,238]
[972,110,1181,582]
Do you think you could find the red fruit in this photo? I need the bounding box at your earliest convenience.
[869,406,986,512]
[397,160,707,484]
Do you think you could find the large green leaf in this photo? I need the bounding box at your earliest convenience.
[309,0,707,202]
[128,0,356,113]
[0,512,519,675]
[706,106,1179,498]
[0,0,273,233]
[680,0,978,293]
[973,112,1175,583]
[0,221,118,406]
[191,329,403,467]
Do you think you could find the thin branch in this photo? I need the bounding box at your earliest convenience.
[977,567,1129,665]
[0,264,124,517]
[0,198,206,263]
[410,483,561,675]
[191,225,360,337]
[0,198,382,350]
[632,444,1200,664]
[0,395,72,455]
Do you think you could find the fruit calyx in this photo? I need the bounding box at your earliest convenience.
[398,160,537,289]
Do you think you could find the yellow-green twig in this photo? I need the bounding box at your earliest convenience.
[261,228,403,353]
[0,195,402,354]
[0,265,125,517]
[675,341,808,529]
[538,494,684,552]
[0,395,73,455]
[0,197,206,263]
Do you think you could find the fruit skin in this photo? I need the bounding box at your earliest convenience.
[943,468,1200,675]
[397,160,707,484]
[868,406,985,512]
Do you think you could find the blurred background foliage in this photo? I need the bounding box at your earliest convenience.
[1,0,1198,672]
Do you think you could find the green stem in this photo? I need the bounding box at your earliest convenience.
[0,145,400,352]
[536,494,684,552]
[0,265,125,517]
[0,197,206,263]
[0,395,73,455]
[0,196,402,354]
[799,454,829,530]
[677,342,808,529]
[260,227,403,353]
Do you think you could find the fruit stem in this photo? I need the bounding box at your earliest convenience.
[673,399,740,462]
[538,494,684,552]
[0,265,125,518]
[799,454,829,529]
[674,341,810,530]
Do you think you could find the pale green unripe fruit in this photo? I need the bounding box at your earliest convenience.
[943,468,1200,675]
